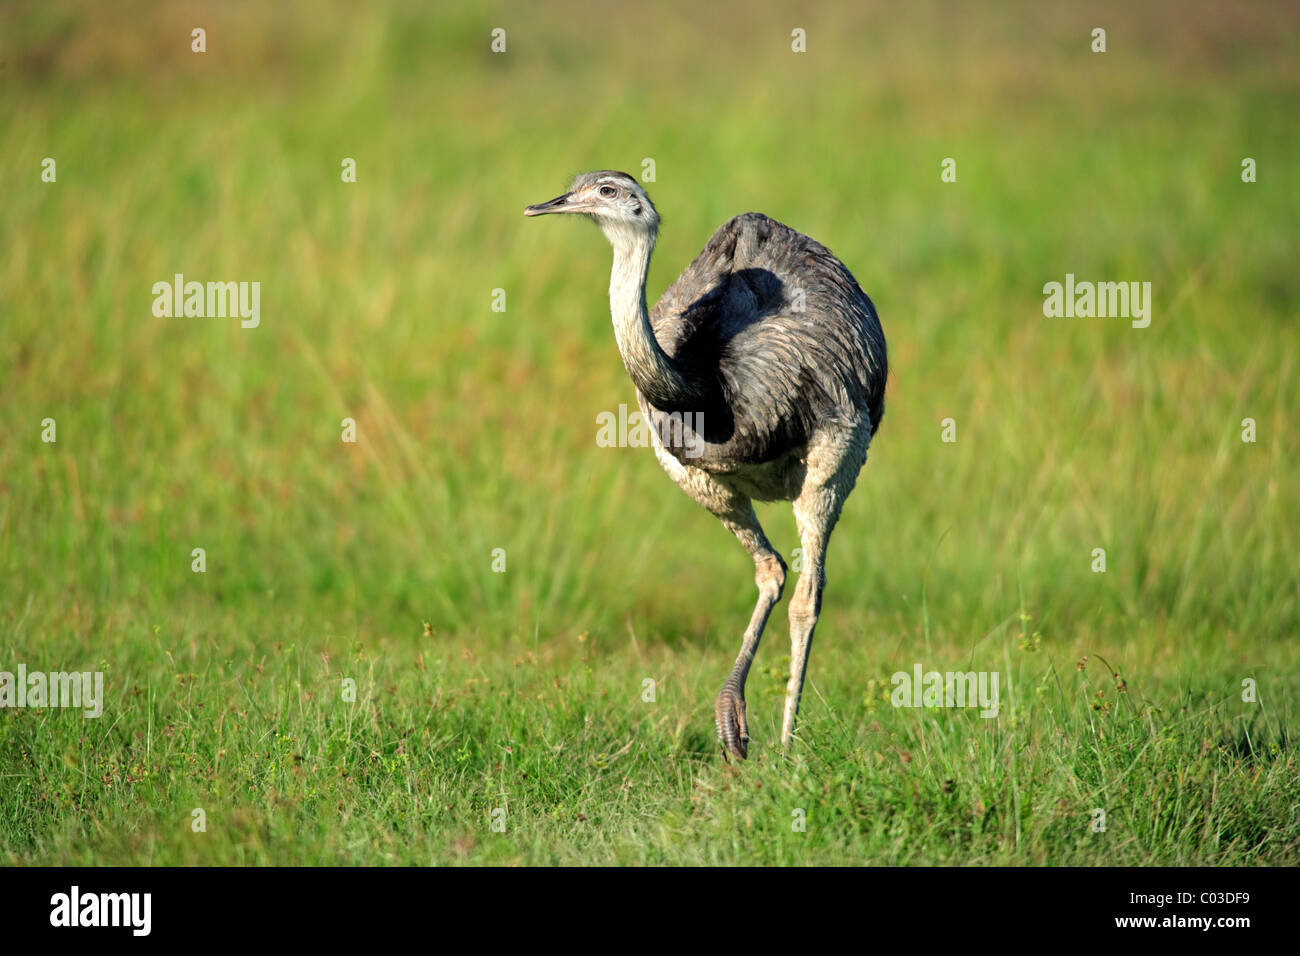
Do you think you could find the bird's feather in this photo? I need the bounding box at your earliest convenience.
[646,213,887,468]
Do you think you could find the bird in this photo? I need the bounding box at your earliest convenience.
[525,170,887,760]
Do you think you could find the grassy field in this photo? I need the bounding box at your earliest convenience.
[1,0,1297,865]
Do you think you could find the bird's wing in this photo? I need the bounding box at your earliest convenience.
[649,213,886,465]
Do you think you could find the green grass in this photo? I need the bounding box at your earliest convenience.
[1,0,1297,865]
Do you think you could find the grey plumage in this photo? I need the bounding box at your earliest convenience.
[526,171,887,760]
[647,211,886,472]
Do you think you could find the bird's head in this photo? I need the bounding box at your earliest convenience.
[524,170,658,243]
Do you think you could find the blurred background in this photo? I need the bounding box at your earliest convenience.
[0,1,1296,863]
[4,0,1296,636]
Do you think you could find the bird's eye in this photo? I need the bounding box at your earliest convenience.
[598,185,617,198]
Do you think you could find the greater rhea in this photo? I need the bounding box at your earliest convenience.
[525,171,887,760]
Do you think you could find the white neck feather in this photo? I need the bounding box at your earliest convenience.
[604,223,701,409]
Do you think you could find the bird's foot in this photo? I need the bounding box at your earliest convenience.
[714,684,749,761]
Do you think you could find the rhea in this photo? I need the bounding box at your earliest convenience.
[525,171,887,760]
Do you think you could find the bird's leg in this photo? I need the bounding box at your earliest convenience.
[714,508,785,761]
[781,486,843,751]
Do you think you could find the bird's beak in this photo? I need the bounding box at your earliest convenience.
[524,192,578,216]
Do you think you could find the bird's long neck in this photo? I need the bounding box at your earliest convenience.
[607,226,706,410]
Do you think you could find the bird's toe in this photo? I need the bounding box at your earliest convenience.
[714,685,749,761]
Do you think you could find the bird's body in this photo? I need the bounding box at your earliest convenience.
[526,172,887,760]
[645,211,885,474]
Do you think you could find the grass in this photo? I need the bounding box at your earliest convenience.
[0,0,1297,865]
